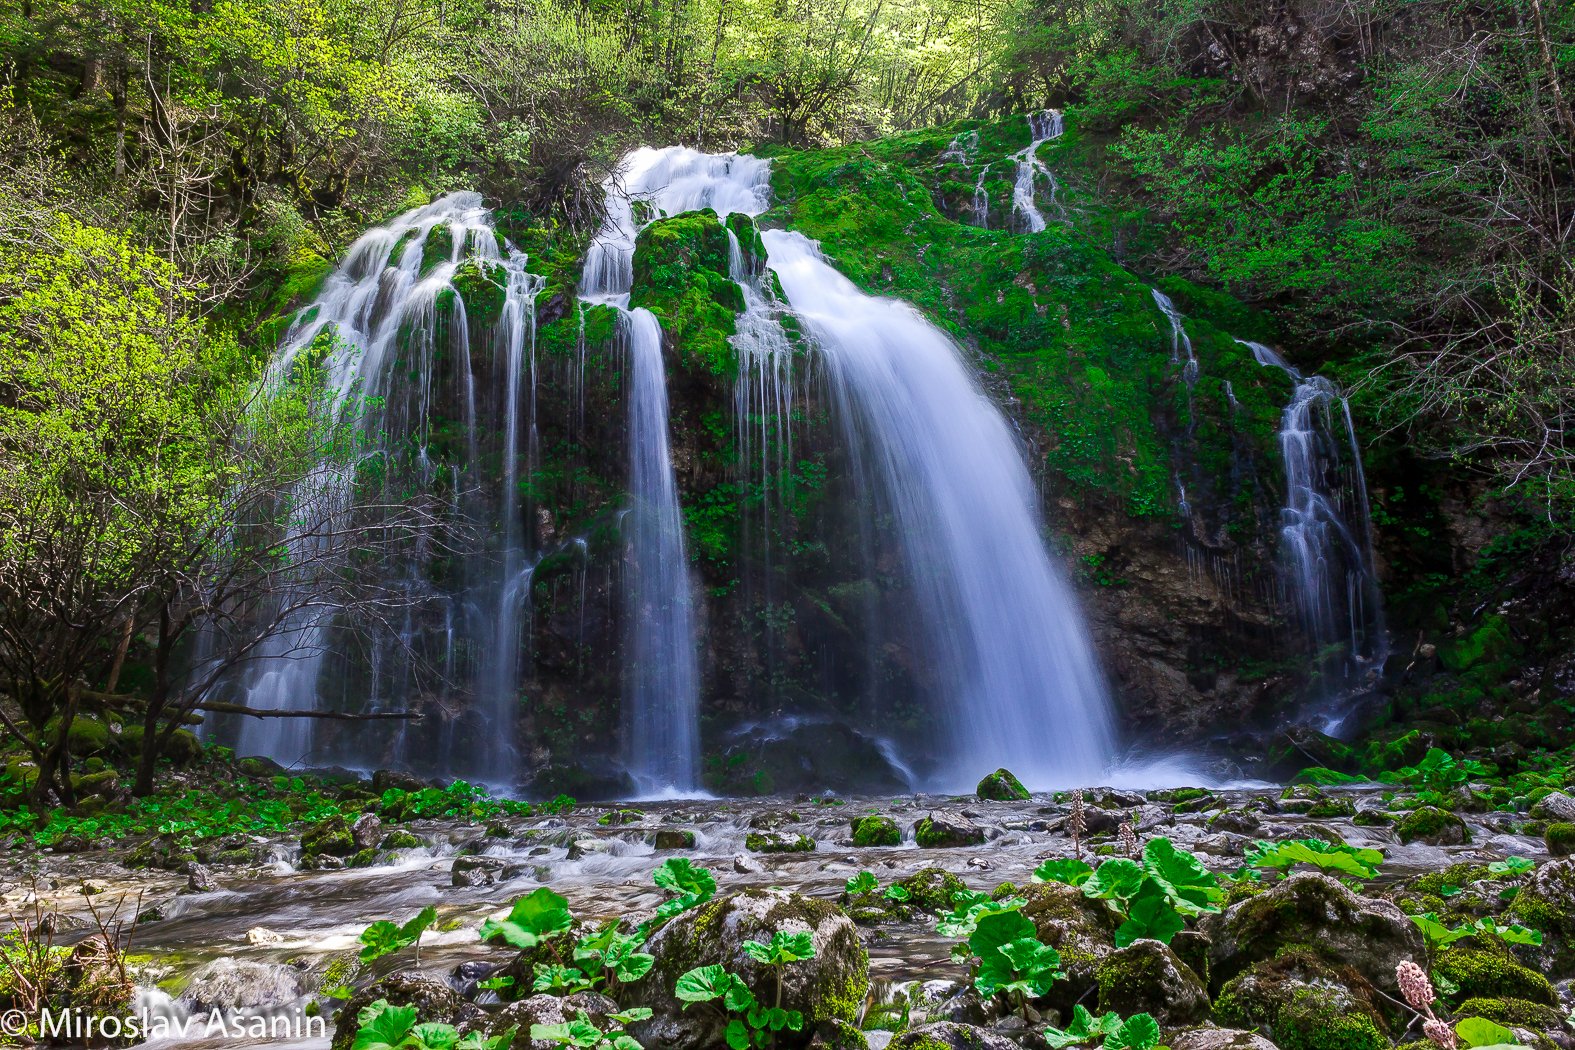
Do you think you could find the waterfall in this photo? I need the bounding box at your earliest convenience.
[581,146,771,793]
[1012,109,1063,233]
[761,229,1116,790]
[234,192,542,780]
[1151,288,1200,385]
[1244,341,1388,726]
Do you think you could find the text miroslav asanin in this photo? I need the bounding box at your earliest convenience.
[11,1007,328,1042]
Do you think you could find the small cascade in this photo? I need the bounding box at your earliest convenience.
[1151,288,1200,385]
[582,146,771,793]
[1243,340,1388,723]
[762,229,1116,789]
[1011,109,1063,233]
[234,192,542,778]
[973,163,993,229]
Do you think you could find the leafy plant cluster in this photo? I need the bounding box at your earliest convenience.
[1032,837,1223,946]
[675,930,817,1048]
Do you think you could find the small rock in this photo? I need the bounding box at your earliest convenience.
[733,853,765,874]
[1210,810,1262,836]
[914,813,985,848]
[891,1022,1018,1049]
[1532,791,1575,822]
[245,927,284,946]
[185,864,218,894]
[652,829,696,850]
[567,838,612,860]
[351,813,383,850]
[452,855,507,887]
[1095,938,1209,1025]
[1169,1025,1282,1050]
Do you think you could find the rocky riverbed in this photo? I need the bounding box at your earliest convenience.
[8,779,1572,1050]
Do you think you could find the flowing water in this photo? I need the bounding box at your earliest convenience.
[762,230,1116,790]
[579,147,772,793]
[1011,110,1063,233]
[232,193,543,780]
[1243,341,1388,727]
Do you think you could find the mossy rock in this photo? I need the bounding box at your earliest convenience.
[1456,997,1564,1033]
[629,210,743,376]
[66,717,112,756]
[624,888,868,1049]
[1094,938,1209,1025]
[975,768,1029,801]
[420,225,455,274]
[744,831,815,853]
[1394,805,1470,845]
[914,814,984,848]
[1433,945,1555,1005]
[301,815,357,864]
[451,258,508,328]
[332,971,466,1050]
[1213,952,1387,1050]
[850,814,901,847]
[1544,822,1575,856]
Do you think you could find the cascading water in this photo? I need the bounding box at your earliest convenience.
[1151,288,1200,385]
[581,147,771,793]
[762,229,1116,789]
[1011,109,1063,233]
[1244,340,1388,727]
[233,193,542,780]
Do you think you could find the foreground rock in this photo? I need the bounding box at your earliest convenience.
[1095,938,1209,1025]
[1169,1026,1282,1050]
[333,972,480,1050]
[624,888,869,1049]
[890,1022,1018,1049]
[1200,873,1425,996]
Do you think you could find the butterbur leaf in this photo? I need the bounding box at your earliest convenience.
[1485,919,1542,946]
[411,1022,463,1049]
[653,858,717,903]
[1107,1013,1161,1050]
[1455,1017,1526,1049]
[674,964,733,1004]
[610,1008,654,1025]
[1143,838,1223,914]
[784,1010,803,1031]
[968,909,1037,965]
[482,888,573,949]
[353,1000,418,1050]
[724,1018,751,1050]
[723,977,757,1013]
[1244,839,1383,879]
[610,1037,643,1050]
[743,940,774,964]
[529,1016,602,1047]
[845,871,878,895]
[885,885,911,901]
[1083,858,1146,904]
[1489,857,1535,877]
[615,952,655,981]
[1033,858,1094,887]
[1114,884,1185,947]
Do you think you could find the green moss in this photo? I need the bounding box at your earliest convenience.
[1455,997,1563,1032]
[1434,945,1555,1005]
[629,210,743,376]
[744,831,815,853]
[1413,864,1493,896]
[421,224,455,274]
[976,767,1030,801]
[850,814,901,847]
[1394,805,1469,844]
[1544,822,1575,856]
[914,816,984,848]
[451,258,509,328]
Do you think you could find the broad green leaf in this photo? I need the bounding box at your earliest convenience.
[353,1001,418,1050]
[1033,858,1095,887]
[845,871,878,895]
[1107,1013,1162,1050]
[675,964,735,1004]
[1114,883,1186,946]
[1455,1017,1523,1049]
[1083,858,1145,904]
[1143,838,1224,914]
[481,888,573,949]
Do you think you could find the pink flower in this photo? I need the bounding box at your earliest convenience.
[1397,960,1435,1009]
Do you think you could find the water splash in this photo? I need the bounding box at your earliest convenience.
[763,229,1116,790]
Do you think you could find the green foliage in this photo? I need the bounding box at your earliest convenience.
[936,888,1028,939]
[1243,839,1384,880]
[1381,749,1491,794]
[742,931,816,967]
[1043,1006,1162,1050]
[530,1008,650,1050]
[479,888,574,949]
[1080,838,1223,947]
[968,909,1063,1000]
[1411,913,1543,949]
[359,907,438,964]
[1033,858,1095,887]
[1454,1017,1532,1050]
[674,965,803,1049]
[844,871,878,895]
[652,858,718,921]
[352,1000,517,1050]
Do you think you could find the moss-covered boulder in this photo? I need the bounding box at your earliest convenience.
[451,258,509,328]
[914,813,985,848]
[629,210,743,376]
[1433,945,1556,1005]
[1395,805,1470,845]
[1213,952,1387,1050]
[301,815,358,869]
[1544,823,1575,856]
[1168,1028,1281,1050]
[1199,873,1425,996]
[1509,858,1575,976]
[745,831,816,853]
[624,888,868,1050]
[1094,938,1209,1025]
[485,990,619,1039]
[851,814,901,847]
[1454,997,1565,1034]
[1016,880,1121,1010]
[840,866,968,925]
[975,768,1029,801]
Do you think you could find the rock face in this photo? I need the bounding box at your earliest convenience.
[1199,873,1425,996]
[1095,939,1210,1026]
[332,972,475,1050]
[624,888,869,1050]
[890,1022,1019,1050]
[1510,857,1575,975]
[1212,951,1386,1050]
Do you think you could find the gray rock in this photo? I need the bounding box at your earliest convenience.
[487,991,619,1049]
[1170,1025,1282,1050]
[332,972,471,1050]
[1533,791,1575,822]
[566,838,611,860]
[890,1022,1019,1049]
[733,853,765,874]
[351,813,383,850]
[1095,939,1210,1026]
[652,828,696,849]
[452,855,507,887]
[185,863,218,894]
[1200,872,1425,996]
[914,812,985,848]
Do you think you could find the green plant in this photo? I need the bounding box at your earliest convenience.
[1488,857,1535,877]
[1043,1005,1164,1050]
[967,909,1063,1021]
[1410,913,1543,948]
[674,963,803,1049]
[530,1008,651,1049]
[936,888,1027,940]
[1454,1016,1533,1050]
[1381,749,1491,794]
[652,858,718,921]
[1081,838,1223,946]
[1033,858,1094,886]
[556,923,655,995]
[480,887,574,949]
[1242,839,1384,880]
[352,1000,516,1050]
[359,907,438,965]
[844,871,878,895]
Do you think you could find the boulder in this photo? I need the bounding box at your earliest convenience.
[1509,858,1575,976]
[452,855,509,887]
[1395,805,1470,845]
[352,813,383,850]
[745,831,816,853]
[890,1022,1018,1050]
[976,769,1030,802]
[1433,945,1556,1005]
[1199,873,1425,996]
[185,863,218,894]
[332,972,477,1050]
[486,991,619,1048]
[1531,791,1575,822]
[1212,952,1386,1050]
[301,815,357,867]
[1169,1026,1282,1050]
[1094,939,1210,1026]
[623,888,868,1050]
[914,813,985,848]
[851,814,901,847]
[1017,881,1120,1009]
[652,829,696,850]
